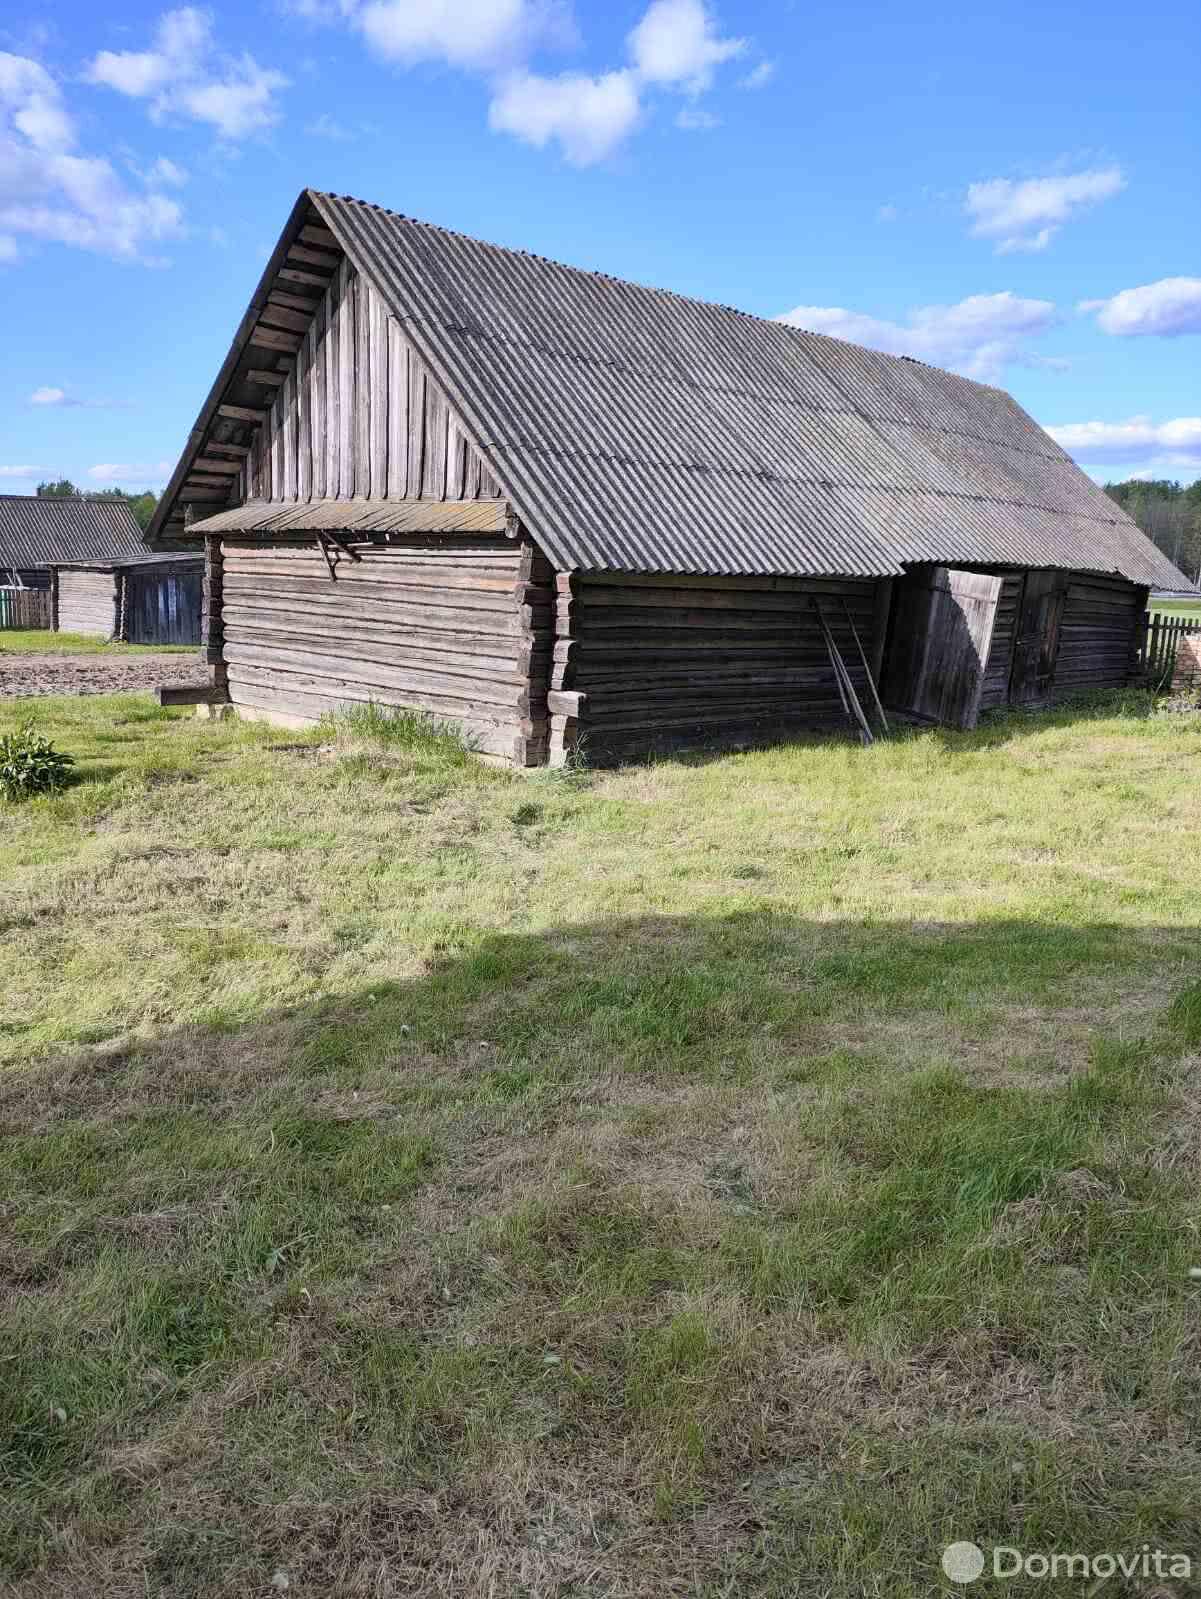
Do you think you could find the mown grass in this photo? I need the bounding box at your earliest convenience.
[0,629,195,654]
[2,689,1200,1596]
[1150,598,1201,621]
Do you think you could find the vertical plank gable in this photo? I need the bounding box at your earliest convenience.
[252,263,499,510]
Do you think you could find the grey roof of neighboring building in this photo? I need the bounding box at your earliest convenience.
[0,495,148,571]
[156,189,1191,589]
[54,551,203,572]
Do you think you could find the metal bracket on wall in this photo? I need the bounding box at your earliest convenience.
[314,530,364,580]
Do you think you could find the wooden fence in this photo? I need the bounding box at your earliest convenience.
[0,588,51,630]
[1137,614,1201,685]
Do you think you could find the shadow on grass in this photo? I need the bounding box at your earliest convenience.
[2,911,1199,1595]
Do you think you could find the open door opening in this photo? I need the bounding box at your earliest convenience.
[883,566,1003,729]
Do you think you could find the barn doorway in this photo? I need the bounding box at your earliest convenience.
[1007,570,1065,706]
[882,565,1002,729]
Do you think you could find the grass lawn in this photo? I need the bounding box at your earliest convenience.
[2,692,1200,1597]
[1150,598,1201,622]
[0,630,195,655]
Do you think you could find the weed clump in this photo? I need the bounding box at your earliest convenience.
[0,722,74,802]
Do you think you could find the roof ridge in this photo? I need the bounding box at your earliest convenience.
[311,188,1010,395]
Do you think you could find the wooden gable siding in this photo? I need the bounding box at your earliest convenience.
[239,261,503,506]
[550,571,889,764]
[55,569,119,639]
[219,535,552,765]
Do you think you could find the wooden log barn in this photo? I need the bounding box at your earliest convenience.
[52,553,203,645]
[146,190,1192,764]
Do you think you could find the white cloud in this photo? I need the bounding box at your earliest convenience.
[965,166,1125,253]
[30,386,70,405]
[628,0,744,94]
[87,460,174,484]
[489,69,640,164]
[1046,417,1201,470]
[87,9,288,139]
[738,59,774,90]
[0,52,184,262]
[777,291,1060,383]
[676,106,719,129]
[306,111,353,139]
[146,155,187,185]
[877,202,898,223]
[1079,276,1201,337]
[0,464,44,478]
[354,0,573,71]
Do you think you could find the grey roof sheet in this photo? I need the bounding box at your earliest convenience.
[54,551,203,571]
[0,495,147,570]
[310,191,1186,589]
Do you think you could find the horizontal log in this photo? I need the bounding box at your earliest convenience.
[299,222,338,249]
[228,663,532,728]
[157,682,226,706]
[228,681,528,761]
[224,643,530,710]
[192,457,242,476]
[222,572,533,614]
[218,403,268,423]
[224,624,530,685]
[218,587,527,637]
[221,559,525,595]
[203,441,252,456]
[246,369,287,387]
[546,690,587,716]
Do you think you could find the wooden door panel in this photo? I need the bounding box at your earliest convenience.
[1010,571,1065,704]
[884,566,1002,729]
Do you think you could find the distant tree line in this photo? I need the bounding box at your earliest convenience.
[36,479,158,533]
[1104,478,1201,586]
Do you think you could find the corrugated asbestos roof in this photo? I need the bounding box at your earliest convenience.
[54,551,203,571]
[157,189,1191,589]
[194,498,512,536]
[0,495,147,570]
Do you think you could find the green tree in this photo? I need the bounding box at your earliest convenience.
[1105,477,1201,585]
[35,479,81,497]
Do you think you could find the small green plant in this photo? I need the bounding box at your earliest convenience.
[0,722,74,803]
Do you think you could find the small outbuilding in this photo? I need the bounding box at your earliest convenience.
[1,494,151,631]
[146,189,1192,764]
[52,552,204,644]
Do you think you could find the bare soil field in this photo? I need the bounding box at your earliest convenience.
[0,650,199,700]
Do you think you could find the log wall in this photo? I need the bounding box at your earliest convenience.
[219,535,552,764]
[1051,572,1146,700]
[55,569,118,638]
[239,261,503,506]
[550,571,888,764]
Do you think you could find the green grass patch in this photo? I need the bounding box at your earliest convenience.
[1,689,1200,1593]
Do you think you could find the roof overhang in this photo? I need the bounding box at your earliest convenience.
[191,497,518,537]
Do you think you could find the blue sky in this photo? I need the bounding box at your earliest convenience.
[2,0,1198,496]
